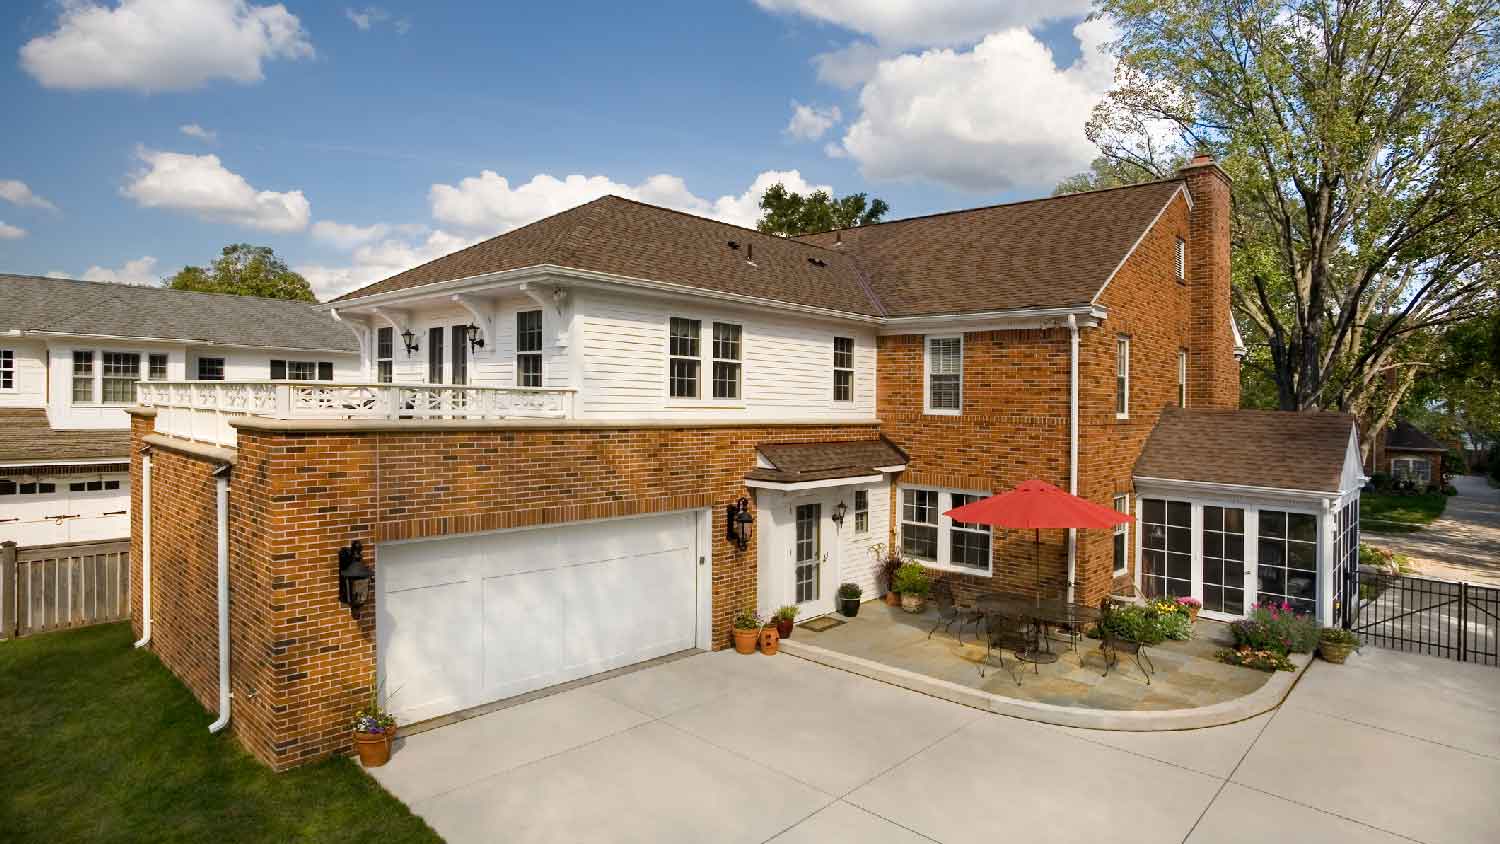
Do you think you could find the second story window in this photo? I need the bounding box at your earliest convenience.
[376,327,394,383]
[925,336,962,414]
[833,337,854,402]
[517,310,543,387]
[148,353,168,381]
[0,350,12,390]
[853,489,868,533]
[271,360,334,381]
[668,317,701,398]
[427,326,444,384]
[1178,349,1188,408]
[1175,237,1187,282]
[102,352,141,403]
[72,351,94,402]
[1116,336,1131,419]
[196,357,224,381]
[711,322,741,400]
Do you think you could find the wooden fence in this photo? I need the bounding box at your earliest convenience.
[1,539,130,640]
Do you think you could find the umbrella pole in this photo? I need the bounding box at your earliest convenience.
[1034,528,1041,606]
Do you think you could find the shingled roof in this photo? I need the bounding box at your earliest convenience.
[747,438,909,485]
[1384,420,1446,452]
[333,180,1189,317]
[1,274,361,353]
[0,409,130,465]
[1135,408,1358,494]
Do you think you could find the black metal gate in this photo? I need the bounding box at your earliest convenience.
[1345,567,1500,666]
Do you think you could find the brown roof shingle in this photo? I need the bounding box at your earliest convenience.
[0,409,131,465]
[1384,420,1445,452]
[334,181,1188,317]
[1134,408,1357,494]
[749,438,908,484]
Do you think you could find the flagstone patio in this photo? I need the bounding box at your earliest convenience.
[787,601,1272,712]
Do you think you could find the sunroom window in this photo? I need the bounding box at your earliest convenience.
[1257,510,1318,615]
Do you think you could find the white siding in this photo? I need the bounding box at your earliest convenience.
[574,289,877,421]
[372,293,568,388]
[837,480,892,600]
[0,338,47,408]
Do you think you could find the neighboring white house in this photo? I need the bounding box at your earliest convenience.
[0,274,361,547]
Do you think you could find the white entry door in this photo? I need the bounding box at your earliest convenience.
[790,499,836,618]
[378,511,702,724]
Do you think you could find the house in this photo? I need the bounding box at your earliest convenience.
[1367,419,1447,487]
[0,274,362,547]
[124,155,1356,770]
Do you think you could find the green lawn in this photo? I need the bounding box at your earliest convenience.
[0,623,441,844]
[1361,491,1448,531]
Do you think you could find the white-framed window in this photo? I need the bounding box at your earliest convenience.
[1141,498,1191,599]
[668,317,701,399]
[101,352,141,403]
[900,486,992,574]
[711,322,742,400]
[69,479,122,492]
[833,337,854,402]
[1257,509,1318,615]
[72,351,95,402]
[196,357,224,381]
[0,349,13,390]
[376,327,394,383]
[1175,237,1187,282]
[1115,336,1131,419]
[270,360,333,381]
[1113,494,1130,575]
[147,353,168,381]
[853,489,869,533]
[450,325,469,386]
[427,326,445,383]
[516,310,543,387]
[925,336,962,414]
[1178,349,1188,408]
[0,479,57,496]
[1392,457,1431,485]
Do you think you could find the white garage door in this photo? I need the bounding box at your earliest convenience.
[378,511,702,723]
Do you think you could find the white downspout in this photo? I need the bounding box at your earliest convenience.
[208,467,231,734]
[132,449,153,648]
[1067,314,1080,604]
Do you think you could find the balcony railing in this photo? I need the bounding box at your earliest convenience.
[137,381,576,447]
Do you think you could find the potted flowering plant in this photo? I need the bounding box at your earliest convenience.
[732,609,763,654]
[772,605,799,639]
[892,563,932,613]
[871,544,905,606]
[352,684,398,767]
[837,582,863,617]
[1175,596,1202,623]
[1318,627,1359,664]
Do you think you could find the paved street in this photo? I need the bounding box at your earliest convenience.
[1368,475,1500,586]
[370,642,1500,844]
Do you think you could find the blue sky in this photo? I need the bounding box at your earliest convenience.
[1,1,1107,299]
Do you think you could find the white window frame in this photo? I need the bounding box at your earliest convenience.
[1175,236,1187,282]
[832,336,854,403]
[147,353,168,381]
[1115,335,1131,420]
[0,349,13,391]
[667,316,702,400]
[711,322,742,400]
[898,485,992,575]
[72,350,96,403]
[853,488,869,533]
[516,309,543,388]
[100,351,142,404]
[1113,494,1130,575]
[1392,457,1431,485]
[196,356,225,381]
[376,326,394,383]
[924,335,963,416]
[1178,349,1188,408]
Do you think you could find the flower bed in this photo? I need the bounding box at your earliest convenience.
[1217,646,1296,672]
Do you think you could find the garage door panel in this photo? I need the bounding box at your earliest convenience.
[481,571,567,700]
[382,579,480,723]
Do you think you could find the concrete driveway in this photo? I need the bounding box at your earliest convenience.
[370,644,1500,844]
[1368,474,1500,586]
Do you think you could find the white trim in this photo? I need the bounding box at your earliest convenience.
[871,464,908,473]
[1091,184,1192,305]
[1112,493,1130,576]
[923,335,963,416]
[898,484,994,576]
[1115,335,1131,420]
[1134,475,1340,502]
[878,305,1105,335]
[745,474,883,491]
[1067,314,1080,601]
[0,457,130,469]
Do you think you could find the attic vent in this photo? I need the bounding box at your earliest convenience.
[727,240,740,250]
[807,257,826,268]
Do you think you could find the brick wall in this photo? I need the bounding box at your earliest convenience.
[1179,158,1241,409]
[133,419,877,769]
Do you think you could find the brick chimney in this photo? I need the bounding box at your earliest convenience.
[1178,154,1240,409]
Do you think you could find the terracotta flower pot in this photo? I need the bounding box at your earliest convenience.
[900,593,925,614]
[354,730,391,768]
[1319,641,1354,664]
[732,627,759,654]
[1185,605,1200,623]
[775,618,794,639]
[884,591,900,607]
[759,626,780,655]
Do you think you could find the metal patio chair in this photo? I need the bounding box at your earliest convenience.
[978,610,1024,685]
[1096,598,1155,684]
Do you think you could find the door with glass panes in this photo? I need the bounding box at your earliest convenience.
[791,502,834,617]
[1140,498,1251,619]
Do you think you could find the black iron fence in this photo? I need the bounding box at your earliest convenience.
[1345,567,1499,667]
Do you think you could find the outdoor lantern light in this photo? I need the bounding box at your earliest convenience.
[465,323,485,351]
[338,540,373,618]
[726,497,754,550]
[832,500,848,528]
[400,327,420,355]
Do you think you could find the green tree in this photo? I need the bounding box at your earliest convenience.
[1053,154,1182,195]
[167,244,317,302]
[1090,0,1500,434]
[756,183,890,236]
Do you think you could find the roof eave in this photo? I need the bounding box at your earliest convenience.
[1090,183,1192,307]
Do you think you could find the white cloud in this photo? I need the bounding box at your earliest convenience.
[754,0,1091,48]
[810,40,900,89]
[784,102,842,140]
[55,256,162,286]
[179,123,217,142]
[346,6,410,34]
[834,18,1117,191]
[0,180,58,212]
[298,229,477,299]
[0,221,26,240]
[123,147,311,232]
[20,0,314,93]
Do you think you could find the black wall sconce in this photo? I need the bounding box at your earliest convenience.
[400,327,420,355]
[726,497,753,550]
[465,323,485,351]
[832,500,848,529]
[338,540,373,618]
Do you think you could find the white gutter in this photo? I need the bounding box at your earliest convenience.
[1067,314,1079,604]
[208,466,231,734]
[132,448,152,649]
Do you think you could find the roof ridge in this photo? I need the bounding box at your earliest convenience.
[600,194,857,257]
[793,177,1189,240]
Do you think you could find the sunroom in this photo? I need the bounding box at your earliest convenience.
[1132,408,1364,627]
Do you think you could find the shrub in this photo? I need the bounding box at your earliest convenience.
[837,582,862,600]
[892,562,932,596]
[772,605,799,622]
[1442,483,1458,496]
[733,609,763,631]
[1320,627,1359,646]
[1218,646,1296,672]
[1230,602,1319,655]
[1370,471,1392,492]
[1100,604,1168,645]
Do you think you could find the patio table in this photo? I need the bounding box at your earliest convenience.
[974,593,1100,664]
